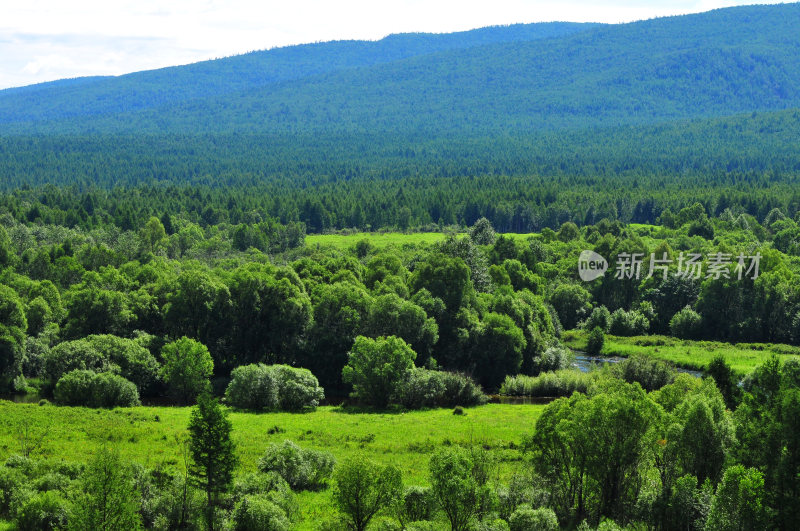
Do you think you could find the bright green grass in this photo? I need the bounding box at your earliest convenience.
[0,402,542,528]
[304,231,543,250]
[305,232,447,249]
[563,330,800,375]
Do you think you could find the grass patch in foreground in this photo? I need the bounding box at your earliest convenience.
[563,330,800,375]
[0,402,543,528]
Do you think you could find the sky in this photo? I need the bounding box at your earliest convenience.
[0,0,784,90]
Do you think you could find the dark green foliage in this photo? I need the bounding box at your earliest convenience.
[670,306,703,340]
[395,368,487,409]
[586,326,605,355]
[549,284,591,331]
[608,308,650,336]
[584,306,610,333]
[614,355,676,392]
[257,440,336,491]
[342,336,417,408]
[0,284,27,378]
[272,365,325,411]
[54,369,141,408]
[160,337,213,405]
[42,335,159,394]
[706,355,740,409]
[332,457,403,531]
[398,486,436,524]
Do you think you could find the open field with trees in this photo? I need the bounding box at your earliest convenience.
[0,402,543,529]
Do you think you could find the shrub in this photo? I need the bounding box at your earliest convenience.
[586,326,605,355]
[226,364,324,411]
[395,368,487,409]
[14,490,70,531]
[509,505,558,531]
[499,370,599,397]
[584,306,611,332]
[54,369,140,408]
[608,309,650,336]
[437,371,488,408]
[670,306,703,340]
[42,341,109,383]
[533,346,573,373]
[84,335,160,393]
[272,365,325,411]
[257,440,335,491]
[225,363,279,410]
[0,465,24,518]
[230,495,290,531]
[399,486,436,524]
[614,355,676,392]
[42,335,159,394]
[395,368,446,409]
[233,472,298,521]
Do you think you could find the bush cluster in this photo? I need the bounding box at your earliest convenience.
[53,369,140,407]
[395,368,487,409]
[225,364,324,411]
[257,440,336,490]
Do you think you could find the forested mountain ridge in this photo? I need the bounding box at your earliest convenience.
[0,4,798,136]
[0,22,597,127]
[1,4,800,232]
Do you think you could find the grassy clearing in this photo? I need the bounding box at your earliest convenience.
[0,401,543,528]
[305,232,447,249]
[563,330,800,375]
[304,231,542,250]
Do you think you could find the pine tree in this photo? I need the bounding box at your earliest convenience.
[188,392,236,531]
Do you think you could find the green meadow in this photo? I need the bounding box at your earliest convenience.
[304,231,540,250]
[0,401,543,528]
[563,330,800,375]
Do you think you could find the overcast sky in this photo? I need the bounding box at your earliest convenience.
[0,0,783,90]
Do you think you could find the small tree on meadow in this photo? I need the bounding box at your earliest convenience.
[188,392,236,531]
[429,447,480,531]
[68,447,142,531]
[333,457,403,531]
[161,337,213,404]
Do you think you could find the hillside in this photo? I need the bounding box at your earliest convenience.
[0,4,798,137]
[0,4,799,229]
[0,22,597,128]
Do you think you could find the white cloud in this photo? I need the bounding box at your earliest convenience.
[0,0,787,89]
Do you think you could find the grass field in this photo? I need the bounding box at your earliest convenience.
[0,401,543,528]
[563,330,800,375]
[305,232,448,249]
[304,231,541,250]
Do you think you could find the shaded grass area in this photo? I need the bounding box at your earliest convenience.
[0,402,543,528]
[563,330,800,375]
